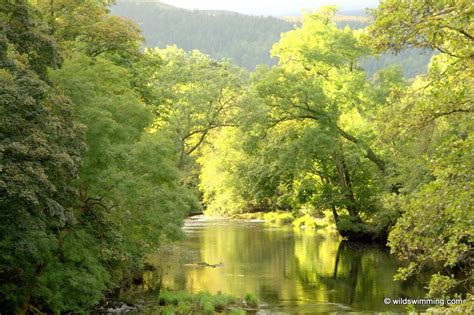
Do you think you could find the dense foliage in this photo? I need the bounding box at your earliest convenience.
[364,0,473,297]
[200,7,399,242]
[1,0,198,313]
[199,0,472,300]
[0,2,86,312]
[0,0,471,313]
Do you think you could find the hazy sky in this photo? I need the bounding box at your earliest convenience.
[160,0,379,15]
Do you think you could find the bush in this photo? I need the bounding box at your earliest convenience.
[293,214,317,230]
[337,215,388,243]
[213,291,237,312]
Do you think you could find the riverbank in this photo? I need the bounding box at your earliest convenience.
[104,290,258,314]
[106,216,471,314]
[223,210,338,232]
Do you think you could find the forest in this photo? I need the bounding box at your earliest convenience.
[111,0,434,77]
[0,0,472,314]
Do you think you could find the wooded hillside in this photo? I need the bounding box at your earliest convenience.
[111,0,433,77]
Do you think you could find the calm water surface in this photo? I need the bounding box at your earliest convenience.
[146,216,428,314]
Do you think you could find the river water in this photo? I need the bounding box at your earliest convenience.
[145,216,429,314]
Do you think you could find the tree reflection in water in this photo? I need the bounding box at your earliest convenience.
[142,217,427,313]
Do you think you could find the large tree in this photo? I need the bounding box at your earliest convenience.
[247,7,397,241]
[197,8,405,241]
[146,47,246,164]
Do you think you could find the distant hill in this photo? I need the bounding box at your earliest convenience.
[111,0,292,69]
[111,0,432,77]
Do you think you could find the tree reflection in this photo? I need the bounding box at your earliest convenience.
[150,220,427,313]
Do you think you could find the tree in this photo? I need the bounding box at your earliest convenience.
[365,0,473,297]
[50,52,200,293]
[34,0,143,60]
[1,2,199,312]
[365,0,473,59]
[244,8,396,241]
[79,15,143,59]
[34,0,112,41]
[111,0,433,76]
[0,2,91,312]
[147,46,246,164]
[197,8,405,242]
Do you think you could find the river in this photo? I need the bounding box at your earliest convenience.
[143,216,429,314]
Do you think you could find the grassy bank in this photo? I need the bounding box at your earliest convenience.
[228,210,337,232]
[119,290,258,314]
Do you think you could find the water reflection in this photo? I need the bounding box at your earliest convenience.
[147,216,427,313]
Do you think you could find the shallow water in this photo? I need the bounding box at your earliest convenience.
[146,216,429,314]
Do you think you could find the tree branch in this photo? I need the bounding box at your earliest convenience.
[424,108,472,124]
[268,114,388,175]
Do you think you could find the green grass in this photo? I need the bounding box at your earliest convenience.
[229,211,296,225]
[263,211,295,225]
[292,211,337,232]
[244,293,259,308]
[148,290,253,314]
[229,212,265,220]
[230,210,338,231]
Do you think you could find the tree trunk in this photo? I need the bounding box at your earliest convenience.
[341,158,358,217]
[318,172,339,223]
[331,204,339,223]
[19,264,44,315]
[336,126,387,175]
[333,153,359,219]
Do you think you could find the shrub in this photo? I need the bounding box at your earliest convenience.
[263,211,294,225]
[293,214,317,230]
[244,293,259,308]
[157,290,251,313]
